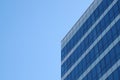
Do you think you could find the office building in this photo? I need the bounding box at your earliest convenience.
[61,0,120,80]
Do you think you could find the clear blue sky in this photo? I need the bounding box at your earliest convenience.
[0,0,93,80]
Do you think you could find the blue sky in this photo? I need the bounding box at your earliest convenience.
[0,0,93,80]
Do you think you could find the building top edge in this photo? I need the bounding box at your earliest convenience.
[61,0,102,49]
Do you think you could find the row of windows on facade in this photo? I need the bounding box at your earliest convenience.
[62,28,120,78]
[64,42,120,80]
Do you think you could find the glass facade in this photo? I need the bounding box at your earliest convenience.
[61,0,120,80]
